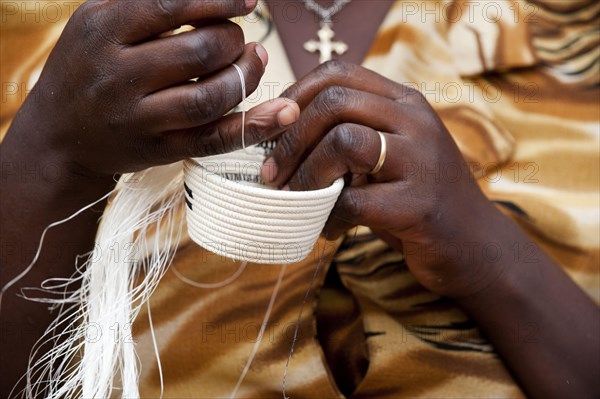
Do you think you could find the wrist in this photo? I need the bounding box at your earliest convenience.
[427,196,523,299]
[446,201,535,302]
[1,111,116,201]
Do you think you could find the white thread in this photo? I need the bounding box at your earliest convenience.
[229,263,288,398]
[14,164,185,399]
[11,60,345,398]
[185,159,344,201]
[172,261,248,289]
[0,190,113,313]
[183,61,344,263]
[186,181,338,214]
[187,218,322,244]
[184,158,343,264]
[231,63,246,151]
[147,300,163,399]
[186,201,333,227]
[281,245,328,399]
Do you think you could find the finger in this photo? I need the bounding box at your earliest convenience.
[156,98,300,162]
[136,43,267,132]
[95,0,256,44]
[284,124,399,191]
[125,21,245,92]
[281,61,424,109]
[323,184,403,240]
[268,87,408,187]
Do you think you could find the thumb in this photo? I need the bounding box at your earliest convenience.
[162,97,300,160]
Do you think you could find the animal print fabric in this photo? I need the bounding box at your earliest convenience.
[1,1,598,398]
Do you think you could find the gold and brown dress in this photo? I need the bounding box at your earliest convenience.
[1,1,598,397]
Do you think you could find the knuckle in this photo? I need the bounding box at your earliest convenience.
[191,129,223,157]
[281,61,356,101]
[280,82,302,101]
[155,0,177,19]
[186,35,212,71]
[77,4,122,46]
[329,124,373,170]
[71,1,98,26]
[274,129,302,165]
[398,84,426,105]
[187,25,243,71]
[316,86,349,115]
[76,7,101,39]
[183,84,224,124]
[329,124,358,153]
[71,1,93,23]
[317,60,353,80]
[242,119,262,144]
[208,124,231,154]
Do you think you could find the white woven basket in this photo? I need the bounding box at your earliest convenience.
[183,146,344,264]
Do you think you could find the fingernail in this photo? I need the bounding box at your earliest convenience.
[245,0,258,11]
[277,103,299,127]
[255,43,268,67]
[261,156,278,183]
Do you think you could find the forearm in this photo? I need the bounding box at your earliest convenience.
[0,109,115,395]
[456,210,600,399]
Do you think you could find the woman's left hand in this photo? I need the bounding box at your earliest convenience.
[261,61,502,298]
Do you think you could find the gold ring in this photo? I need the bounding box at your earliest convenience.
[369,131,387,175]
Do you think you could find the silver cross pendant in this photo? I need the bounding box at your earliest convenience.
[303,23,348,64]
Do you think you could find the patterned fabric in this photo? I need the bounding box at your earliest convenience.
[1,1,598,398]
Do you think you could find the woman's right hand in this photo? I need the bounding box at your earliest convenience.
[10,0,298,179]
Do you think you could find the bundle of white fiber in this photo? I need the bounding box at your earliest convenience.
[14,129,345,398]
[20,163,185,399]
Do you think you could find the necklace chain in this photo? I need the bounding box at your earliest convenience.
[302,0,352,24]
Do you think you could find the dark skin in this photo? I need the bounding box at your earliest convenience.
[260,62,600,398]
[1,0,599,398]
[0,0,300,395]
[268,0,394,78]
[265,2,599,397]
